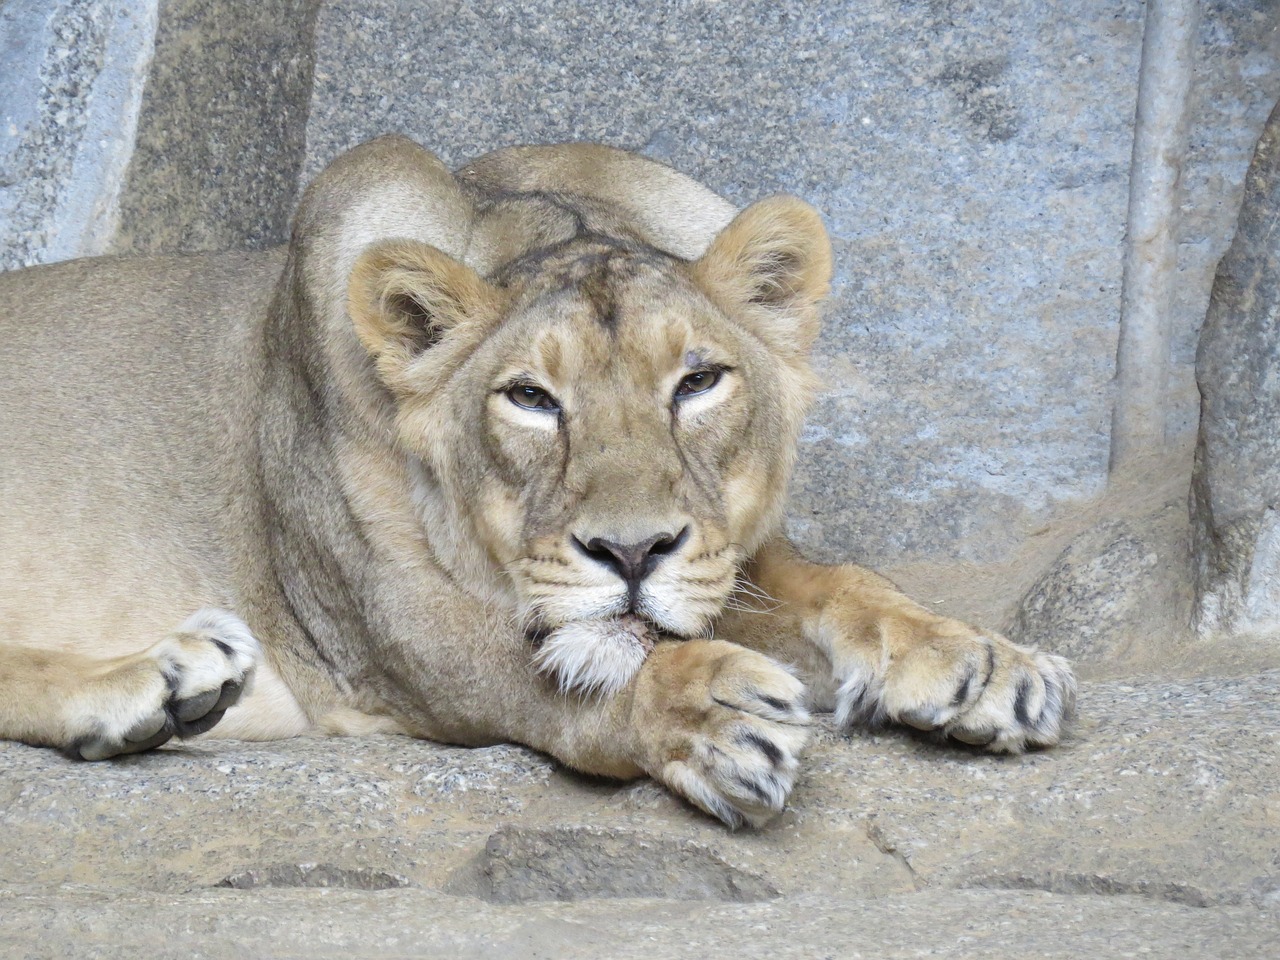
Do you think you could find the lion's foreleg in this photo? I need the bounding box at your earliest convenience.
[365,587,810,828]
[0,609,259,759]
[720,538,1077,753]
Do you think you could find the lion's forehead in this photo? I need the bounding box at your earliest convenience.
[496,237,685,309]
[493,253,738,388]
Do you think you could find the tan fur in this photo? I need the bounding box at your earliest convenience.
[0,135,1075,825]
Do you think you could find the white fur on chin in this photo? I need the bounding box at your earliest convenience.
[531,617,655,697]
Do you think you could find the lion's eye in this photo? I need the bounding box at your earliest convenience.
[675,368,723,399]
[507,382,560,412]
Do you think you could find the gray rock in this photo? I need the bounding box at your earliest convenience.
[295,1,1280,574]
[1,0,1279,582]
[448,826,779,903]
[1008,510,1193,662]
[108,0,320,256]
[1170,0,1280,430]
[1192,98,1280,641]
[1,671,1277,957]
[0,887,1272,960]
[216,863,411,891]
[0,0,155,270]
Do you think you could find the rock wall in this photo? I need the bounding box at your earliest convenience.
[109,0,320,255]
[0,0,155,270]
[307,0,1141,568]
[1192,99,1280,641]
[1,0,1279,644]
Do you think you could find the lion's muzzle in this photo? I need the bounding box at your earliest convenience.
[570,526,691,610]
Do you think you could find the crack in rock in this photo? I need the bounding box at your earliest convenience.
[216,863,411,891]
[865,818,923,891]
[446,826,778,903]
[970,871,1223,908]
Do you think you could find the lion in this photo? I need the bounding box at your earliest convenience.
[0,136,1075,828]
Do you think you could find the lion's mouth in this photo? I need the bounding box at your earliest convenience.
[525,612,670,649]
[606,613,657,649]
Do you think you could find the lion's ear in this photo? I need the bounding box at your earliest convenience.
[693,195,832,352]
[348,239,502,380]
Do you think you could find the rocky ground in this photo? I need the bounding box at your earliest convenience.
[2,660,1276,958]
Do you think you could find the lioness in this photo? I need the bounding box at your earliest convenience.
[0,136,1074,827]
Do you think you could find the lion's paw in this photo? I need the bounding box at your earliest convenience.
[836,627,1076,754]
[67,609,260,761]
[637,641,811,829]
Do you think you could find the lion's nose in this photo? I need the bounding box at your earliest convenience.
[572,527,690,591]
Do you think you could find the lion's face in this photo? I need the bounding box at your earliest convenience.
[461,242,795,641]
[348,195,830,653]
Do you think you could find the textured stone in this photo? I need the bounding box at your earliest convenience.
[1193,99,1280,641]
[303,0,1145,567]
[216,862,411,890]
[1,0,1279,582]
[449,826,779,903]
[1169,0,1280,439]
[0,0,155,269]
[0,888,1272,960]
[1,671,1277,956]
[1008,509,1193,662]
[108,0,320,256]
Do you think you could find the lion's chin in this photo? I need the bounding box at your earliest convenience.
[530,615,658,697]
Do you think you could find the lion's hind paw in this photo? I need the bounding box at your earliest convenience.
[68,609,260,761]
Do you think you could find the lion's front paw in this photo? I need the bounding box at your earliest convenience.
[837,623,1076,754]
[632,640,811,829]
[67,609,260,760]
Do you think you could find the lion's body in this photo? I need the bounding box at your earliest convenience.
[0,248,315,737]
[0,137,1075,826]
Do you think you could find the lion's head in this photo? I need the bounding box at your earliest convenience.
[327,138,831,693]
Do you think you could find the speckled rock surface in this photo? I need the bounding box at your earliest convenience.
[1008,508,1194,662]
[0,0,155,269]
[108,0,320,256]
[299,0,1280,573]
[1193,99,1280,641]
[2,0,1279,584]
[1170,0,1280,437]
[1,888,1272,959]
[1,671,1277,956]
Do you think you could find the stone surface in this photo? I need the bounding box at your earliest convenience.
[0,888,1272,960]
[1170,0,1280,440]
[295,0,1280,575]
[1193,99,1280,641]
[449,826,779,904]
[0,0,155,270]
[1008,508,1194,662]
[108,0,320,256]
[1,671,1278,956]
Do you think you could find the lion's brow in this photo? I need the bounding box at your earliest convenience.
[494,243,681,336]
[575,255,620,333]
